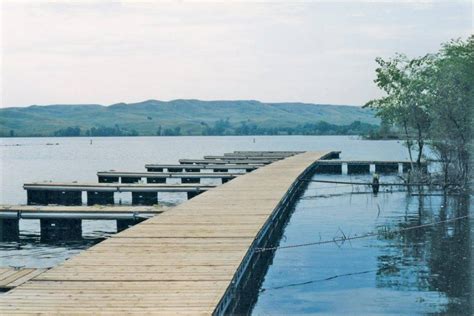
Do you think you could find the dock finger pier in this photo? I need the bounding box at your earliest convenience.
[1,150,420,314]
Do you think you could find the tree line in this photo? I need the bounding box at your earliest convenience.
[53,125,138,137]
[365,35,473,187]
[179,119,376,136]
[49,120,378,137]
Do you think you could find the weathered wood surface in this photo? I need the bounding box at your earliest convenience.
[0,152,327,315]
[0,205,167,213]
[0,268,48,290]
[0,205,168,220]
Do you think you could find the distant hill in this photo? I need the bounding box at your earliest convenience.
[0,99,379,137]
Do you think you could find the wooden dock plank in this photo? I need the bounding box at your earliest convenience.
[0,205,168,221]
[0,152,328,315]
[0,268,48,289]
[5,269,48,288]
[0,205,167,213]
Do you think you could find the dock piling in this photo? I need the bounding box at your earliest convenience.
[370,164,376,174]
[121,177,141,184]
[146,177,167,183]
[131,192,158,205]
[181,177,200,184]
[214,169,228,173]
[398,163,404,174]
[40,218,82,241]
[347,163,370,174]
[168,168,184,172]
[27,190,82,206]
[98,176,119,183]
[342,163,348,175]
[87,191,114,205]
[0,218,19,241]
[147,167,163,172]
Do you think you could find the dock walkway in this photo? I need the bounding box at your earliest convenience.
[0,152,328,315]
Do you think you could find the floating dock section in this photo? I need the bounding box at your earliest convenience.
[144,164,259,173]
[0,151,329,315]
[24,183,216,206]
[97,171,241,184]
[0,205,167,241]
[316,159,427,174]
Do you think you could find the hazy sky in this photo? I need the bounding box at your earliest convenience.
[1,1,472,108]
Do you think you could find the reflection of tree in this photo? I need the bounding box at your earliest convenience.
[375,194,472,314]
[429,195,471,315]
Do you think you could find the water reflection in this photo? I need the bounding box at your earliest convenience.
[376,193,472,315]
[250,175,473,315]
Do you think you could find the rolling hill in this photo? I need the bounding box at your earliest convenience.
[0,99,379,137]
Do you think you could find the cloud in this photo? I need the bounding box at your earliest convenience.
[1,0,472,107]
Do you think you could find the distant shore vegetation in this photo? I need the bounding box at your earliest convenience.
[4,119,378,137]
[0,99,378,138]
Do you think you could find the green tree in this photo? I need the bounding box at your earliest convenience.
[365,54,432,168]
[366,35,473,186]
[428,36,473,183]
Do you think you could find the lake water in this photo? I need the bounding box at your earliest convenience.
[0,136,472,314]
[251,174,473,315]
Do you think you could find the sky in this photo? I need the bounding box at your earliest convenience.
[0,0,472,108]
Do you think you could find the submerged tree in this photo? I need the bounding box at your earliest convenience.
[366,35,473,186]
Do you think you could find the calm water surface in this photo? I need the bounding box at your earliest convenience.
[251,175,473,315]
[0,136,471,314]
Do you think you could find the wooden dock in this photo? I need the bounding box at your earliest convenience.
[144,164,259,172]
[97,171,241,184]
[24,183,217,206]
[316,159,427,174]
[0,268,48,291]
[0,205,169,241]
[0,151,329,315]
